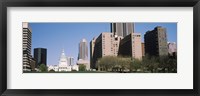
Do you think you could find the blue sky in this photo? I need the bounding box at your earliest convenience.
[29,22,177,65]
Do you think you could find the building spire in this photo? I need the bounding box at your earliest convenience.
[59,48,65,60]
[62,48,65,53]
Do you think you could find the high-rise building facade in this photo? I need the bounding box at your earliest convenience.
[30,57,36,71]
[118,33,142,60]
[90,37,96,69]
[23,22,32,72]
[144,26,168,56]
[90,32,124,69]
[91,32,115,69]
[67,57,74,66]
[141,42,145,57]
[77,38,90,70]
[34,48,47,67]
[113,35,123,56]
[111,23,134,37]
[78,38,88,60]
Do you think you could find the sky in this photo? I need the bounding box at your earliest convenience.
[29,22,177,65]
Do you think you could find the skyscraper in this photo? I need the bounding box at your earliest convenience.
[144,26,168,56]
[77,38,90,70]
[111,23,134,37]
[90,37,96,69]
[23,22,32,72]
[78,38,88,60]
[34,48,47,67]
[67,57,74,66]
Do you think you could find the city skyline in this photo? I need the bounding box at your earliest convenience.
[30,22,177,65]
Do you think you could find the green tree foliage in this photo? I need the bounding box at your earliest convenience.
[168,58,177,72]
[49,69,55,72]
[79,64,86,71]
[39,64,47,72]
[130,58,142,72]
[96,54,177,73]
[148,56,159,73]
[156,55,177,73]
[97,56,131,72]
[97,56,117,71]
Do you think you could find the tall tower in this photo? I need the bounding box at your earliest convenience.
[77,38,90,70]
[22,22,32,72]
[67,57,74,66]
[90,37,96,69]
[144,26,168,56]
[111,23,134,37]
[34,48,47,67]
[78,38,88,60]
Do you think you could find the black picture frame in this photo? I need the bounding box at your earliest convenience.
[0,0,199,96]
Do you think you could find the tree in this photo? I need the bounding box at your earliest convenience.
[79,64,86,71]
[118,57,130,72]
[97,56,143,73]
[130,58,142,72]
[167,58,177,72]
[39,64,47,72]
[49,69,55,72]
[158,55,177,73]
[141,55,150,72]
[157,55,168,72]
[143,56,159,73]
[97,56,118,71]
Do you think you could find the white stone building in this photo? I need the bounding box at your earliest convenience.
[47,49,79,72]
[58,49,71,71]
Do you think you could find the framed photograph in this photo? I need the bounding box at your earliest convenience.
[0,0,199,96]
